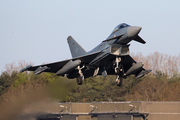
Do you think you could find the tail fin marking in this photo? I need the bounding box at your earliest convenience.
[67,36,86,58]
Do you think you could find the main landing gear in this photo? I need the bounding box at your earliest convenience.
[76,75,83,85]
[76,66,84,85]
[116,76,123,86]
[114,57,124,86]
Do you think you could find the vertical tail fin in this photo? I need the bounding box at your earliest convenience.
[67,36,86,58]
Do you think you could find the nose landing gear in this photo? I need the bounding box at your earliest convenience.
[114,57,124,86]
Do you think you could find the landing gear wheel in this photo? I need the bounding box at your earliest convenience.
[76,75,83,85]
[116,77,123,86]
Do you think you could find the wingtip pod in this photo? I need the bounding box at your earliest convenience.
[20,65,32,73]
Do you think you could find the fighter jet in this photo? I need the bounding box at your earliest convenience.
[20,23,151,86]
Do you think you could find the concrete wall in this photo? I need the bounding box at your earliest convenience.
[141,102,180,113]
[91,102,133,112]
[58,102,180,120]
[141,102,180,120]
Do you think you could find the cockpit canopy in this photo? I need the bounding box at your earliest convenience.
[112,23,130,33]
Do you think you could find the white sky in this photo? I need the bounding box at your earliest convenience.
[1,0,180,72]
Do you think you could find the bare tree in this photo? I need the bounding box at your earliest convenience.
[131,52,180,78]
[4,60,33,75]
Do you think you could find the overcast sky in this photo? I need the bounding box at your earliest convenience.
[1,0,180,72]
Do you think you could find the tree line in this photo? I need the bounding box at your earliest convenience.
[0,52,180,103]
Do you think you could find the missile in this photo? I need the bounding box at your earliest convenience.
[56,60,81,76]
[125,62,144,76]
[34,66,49,75]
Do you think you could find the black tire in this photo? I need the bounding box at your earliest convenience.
[76,76,83,85]
[116,77,123,86]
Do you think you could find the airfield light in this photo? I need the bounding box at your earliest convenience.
[90,105,97,111]
[60,105,64,108]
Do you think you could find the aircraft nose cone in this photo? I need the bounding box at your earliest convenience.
[127,26,142,38]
